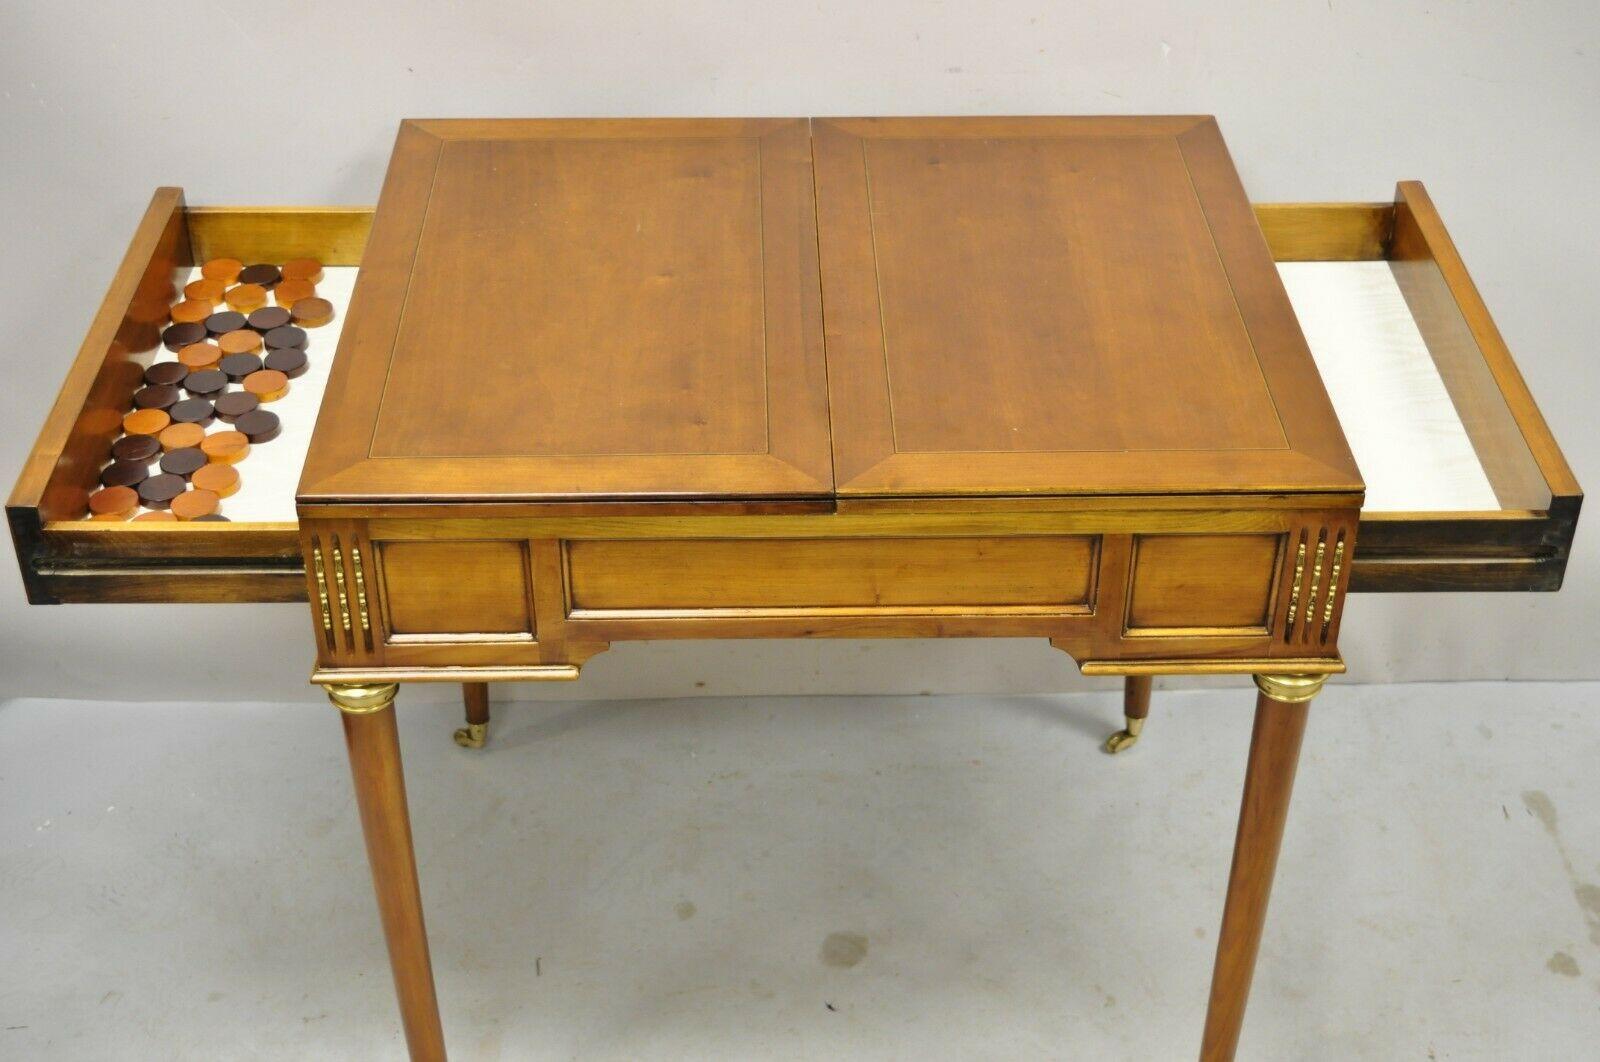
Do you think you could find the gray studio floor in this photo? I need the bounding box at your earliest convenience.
[2,682,1598,1060]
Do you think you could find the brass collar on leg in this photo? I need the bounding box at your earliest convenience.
[1253,673,1329,704]
[323,682,399,715]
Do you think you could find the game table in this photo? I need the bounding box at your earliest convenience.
[8,117,1580,1059]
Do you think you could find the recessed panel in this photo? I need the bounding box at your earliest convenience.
[567,536,1097,612]
[1127,534,1281,632]
[380,540,532,636]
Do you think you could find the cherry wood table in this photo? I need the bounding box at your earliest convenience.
[9,117,1580,1060]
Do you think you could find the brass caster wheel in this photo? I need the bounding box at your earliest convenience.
[1103,716,1144,754]
[453,722,488,749]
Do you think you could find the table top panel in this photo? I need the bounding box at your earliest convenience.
[299,118,833,507]
[301,116,1361,509]
[815,116,1361,498]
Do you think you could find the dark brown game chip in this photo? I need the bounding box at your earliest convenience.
[162,322,208,352]
[111,434,161,463]
[169,397,216,426]
[247,306,291,331]
[262,347,308,378]
[133,384,181,411]
[183,370,228,398]
[213,391,260,423]
[238,264,281,288]
[235,409,281,443]
[160,447,207,478]
[219,353,263,381]
[99,461,149,489]
[263,325,307,350]
[204,310,248,336]
[144,361,189,387]
[137,473,186,509]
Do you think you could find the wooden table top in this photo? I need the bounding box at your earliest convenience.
[298,116,1362,510]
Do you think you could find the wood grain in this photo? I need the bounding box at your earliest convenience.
[1201,688,1312,1061]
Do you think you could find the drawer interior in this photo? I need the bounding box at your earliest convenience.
[1258,184,1580,591]
[7,189,370,603]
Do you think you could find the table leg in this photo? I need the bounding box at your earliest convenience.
[325,682,447,1062]
[1199,673,1325,1061]
[454,682,490,749]
[1104,675,1154,753]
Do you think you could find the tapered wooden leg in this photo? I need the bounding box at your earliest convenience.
[454,682,490,749]
[1200,674,1326,1061]
[1104,675,1154,753]
[326,682,447,1062]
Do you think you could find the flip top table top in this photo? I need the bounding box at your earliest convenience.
[297,116,1362,510]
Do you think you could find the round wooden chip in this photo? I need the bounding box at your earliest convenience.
[289,297,333,327]
[243,369,289,402]
[247,306,292,331]
[177,342,222,371]
[132,510,177,522]
[162,322,208,351]
[238,264,281,288]
[122,409,171,436]
[88,485,139,517]
[224,283,267,313]
[133,384,181,411]
[169,300,212,324]
[171,488,220,521]
[218,329,262,355]
[273,278,316,307]
[169,397,216,427]
[184,277,227,306]
[281,258,324,284]
[144,361,189,387]
[219,353,263,381]
[201,430,250,464]
[99,461,149,489]
[111,434,161,463]
[137,473,186,509]
[205,311,248,336]
[213,392,260,424]
[192,462,239,497]
[235,409,280,443]
[158,422,206,452]
[263,347,308,378]
[200,258,243,285]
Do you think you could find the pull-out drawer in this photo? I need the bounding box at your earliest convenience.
[1259,183,1580,591]
[8,183,1580,604]
[7,189,368,603]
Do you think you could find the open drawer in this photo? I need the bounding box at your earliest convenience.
[1259,182,1580,591]
[7,188,370,603]
[8,182,1581,604]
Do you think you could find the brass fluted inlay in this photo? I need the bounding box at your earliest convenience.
[311,544,333,635]
[1284,538,1307,638]
[1302,537,1326,642]
[1320,537,1346,641]
[351,544,372,635]
[331,545,353,633]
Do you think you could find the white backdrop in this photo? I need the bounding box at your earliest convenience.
[1,1,1594,704]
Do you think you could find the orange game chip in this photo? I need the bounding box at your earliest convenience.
[201,258,243,284]
[200,430,250,464]
[273,278,317,308]
[158,422,206,452]
[224,283,267,313]
[177,342,222,371]
[191,463,239,498]
[243,369,289,402]
[122,408,171,436]
[88,485,139,519]
[169,300,212,324]
[281,257,324,284]
[171,488,220,521]
[183,278,227,306]
[218,329,262,355]
[289,297,333,327]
